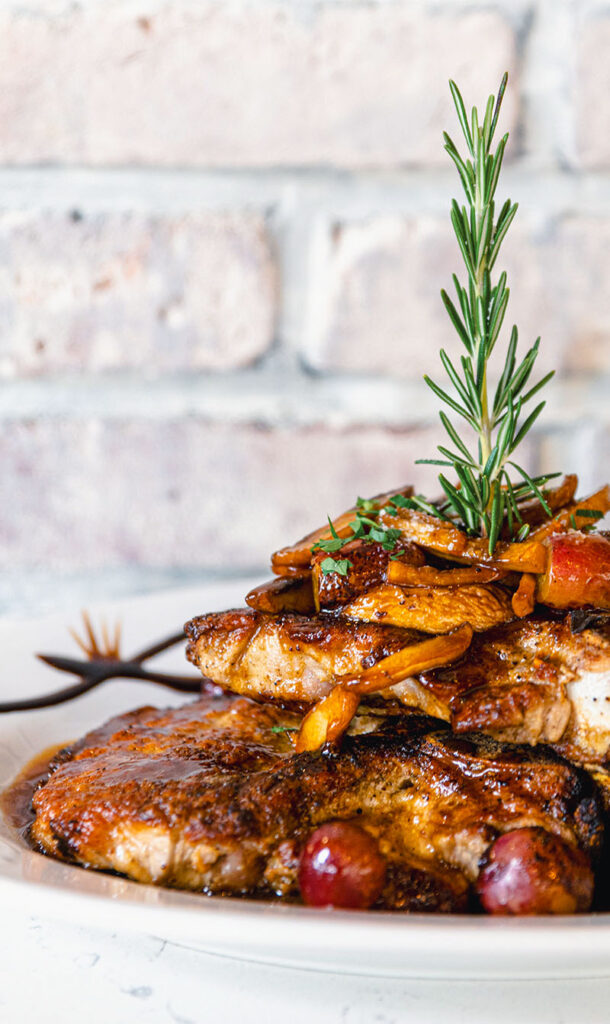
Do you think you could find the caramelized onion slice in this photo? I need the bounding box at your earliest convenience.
[271,564,313,579]
[529,485,610,542]
[510,474,578,529]
[245,575,315,615]
[378,507,547,572]
[511,573,536,618]
[377,507,469,555]
[271,485,414,571]
[295,626,473,752]
[295,687,361,753]
[469,538,548,573]
[343,624,473,695]
[342,583,513,634]
[387,561,504,587]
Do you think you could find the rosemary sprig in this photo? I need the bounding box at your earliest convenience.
[417,73,556,552]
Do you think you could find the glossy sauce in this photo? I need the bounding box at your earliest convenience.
[0,742,66,844]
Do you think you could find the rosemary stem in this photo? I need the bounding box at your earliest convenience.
[473,156,493,505]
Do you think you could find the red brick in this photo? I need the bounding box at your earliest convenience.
[0,210,276,375]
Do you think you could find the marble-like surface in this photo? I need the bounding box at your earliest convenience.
[2,909,610,1024]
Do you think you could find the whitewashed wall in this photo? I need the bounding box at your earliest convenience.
[0,0,609,612]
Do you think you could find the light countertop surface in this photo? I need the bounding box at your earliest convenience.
[3,908,610,1024]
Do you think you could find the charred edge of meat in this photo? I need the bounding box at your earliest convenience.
[570,609,610,635]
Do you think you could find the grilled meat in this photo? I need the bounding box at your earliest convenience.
[31,694,602,910]
[311,539,425,610]
[185,609,422,705]
[186,611,610,763]
[413,616,610,761]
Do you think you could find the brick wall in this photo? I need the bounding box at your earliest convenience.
[1,0,609,613]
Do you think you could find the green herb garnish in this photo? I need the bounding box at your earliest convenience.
[417,73,557,552]
[312,499,403,575]
[574,509,604,532]
[319,557,352,577]
[314,74,564,573]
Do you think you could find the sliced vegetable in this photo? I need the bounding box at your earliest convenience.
[271,486,413,572]
[387,561,504,587]
[378,506,548,572]
[509,474,578,529]
[296,626,473,752]
[295,687,360,753]
[536,532,610,610]
[344,624,473,694]
[529,486,610,542]
[342,583,513,634]
[511,572,536,618]
[245,575,315,615]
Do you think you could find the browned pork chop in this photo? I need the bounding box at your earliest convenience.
[411,616,610,761]
[30,695,602,909]
[185,609,422,706]
[186,611,610,763]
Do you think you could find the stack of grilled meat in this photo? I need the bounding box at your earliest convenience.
[32,475,610,914]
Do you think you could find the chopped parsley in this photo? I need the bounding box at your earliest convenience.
[320,557,352,577]
[312,495,407,575]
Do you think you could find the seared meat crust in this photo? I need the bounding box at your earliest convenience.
[312,539,425,610]
[31,695,602,909]
[185,609,421,704]
[412,616,610,760]
[186,609,610,763]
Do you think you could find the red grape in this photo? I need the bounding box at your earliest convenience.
[298,821,386,909]
[476,827,594,915]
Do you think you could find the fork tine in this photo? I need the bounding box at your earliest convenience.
[69,625,93,658]
[82,610,99,657]
[100,617,111,655]
[68,611,123,661]
[114,620,122,658]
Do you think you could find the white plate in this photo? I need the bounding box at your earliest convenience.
[2,581,610,981]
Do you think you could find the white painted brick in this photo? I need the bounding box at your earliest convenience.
[0,419,469,571]
[305,213,610,378]
[0,3,517,167]
[0,210,276,375]
[557,217,610,374]
[538,424,610,498]
[577,15,610,169]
